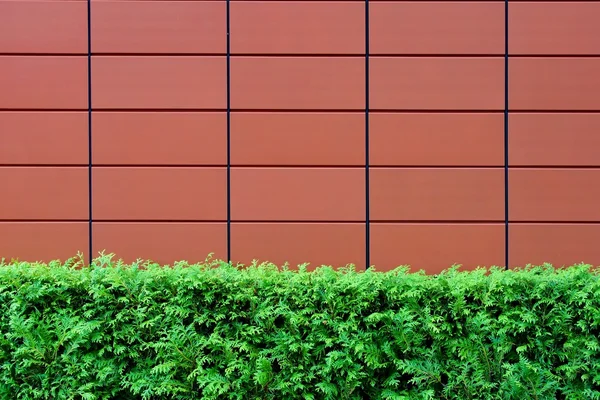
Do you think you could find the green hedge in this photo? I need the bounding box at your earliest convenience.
[1,254,599,400]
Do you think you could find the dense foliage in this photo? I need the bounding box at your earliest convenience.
[0,253,599,399]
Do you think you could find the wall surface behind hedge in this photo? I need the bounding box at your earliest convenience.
[1,1,600,273]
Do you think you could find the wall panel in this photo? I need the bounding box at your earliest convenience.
[509,2,600,55]
[230,1,364,54]
[92,167,227,221]
[231,168,365,221]
[370,168,504,222]
[231,57,364,110]
[370,57,504,110]
[509,169,600,222]
[91,56,226,109]
[0,1,87,54]
[0,223,89,263]
[370,113,504,167]
[92,112,227,165]
[0,112,88,165]
[509,58,600,111]
[510,224,600,269]
[231,113,364,166]
[91,1,226,54]
[231,223,366,269]
[0,167,88,220]
[370,2,504,55]
[0,56,87,109]
[371,223,505,273]
[509,113,600,167]
[93,223,227,264]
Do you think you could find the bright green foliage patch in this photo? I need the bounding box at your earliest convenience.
[1,254,600,399]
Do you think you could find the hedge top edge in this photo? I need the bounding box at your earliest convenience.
[1,251,599,278]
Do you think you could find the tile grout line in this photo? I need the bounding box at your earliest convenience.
[226,0,232,263]
[87,0,93,264]
[504,0,509,270]
[365,0,371,270]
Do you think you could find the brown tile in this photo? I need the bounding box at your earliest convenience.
[510,223,600,268]
[93,222,226,264]
[510,169,600,222]
[370,57,504,110]
[230,0,362,1]
[0,56,87,109]
[231,223,365,269]
[231,1,364,54]
[370,168,504,221]
[370,112,504,166]
[371,223,505,274]
[92,167,226,220]
[0,1,87,54]
[510,58,600,110]
[231,57,364,110]
[91,56,226,109]
[371,2,504,55]
[509,113,600,167]
[0,222,88,263]
[92,1,225,54]
[231,112,364,166]
[92,112,226,165]
[0,167,88,220]
[510,2,600,55]
[0,112,88,165]
[231,168,365,221]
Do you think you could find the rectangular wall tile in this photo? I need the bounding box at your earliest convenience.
[231,57,364,110]
[92,112,226,165]
[92,167,227,221]
[231,112,364,166]
[231,223,365,269]
[0,1,87,54]
[231,168,365,221]
[230,1,364,54]
[510,58,600,110]
[510,224,600,268]
[0,167,88,220]
[370,2,504,55]
[92,1,225,54]
[371,223,505,274]
[510,2,600,55]
[0,112,88,165]
[370,57,504,110]
[91,56,226,109]
[93,222,227,264]
[0,222,88,263]
[509,113,600,167]
[0,56,87,109]
[370,112,504,166]
[370,168,504,221]
[510,169,600,222]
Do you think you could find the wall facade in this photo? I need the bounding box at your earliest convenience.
[1,1,599,273]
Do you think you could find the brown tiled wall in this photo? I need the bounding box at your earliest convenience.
[1,1,599,273]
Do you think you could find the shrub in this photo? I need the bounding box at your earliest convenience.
[0,253,599,399]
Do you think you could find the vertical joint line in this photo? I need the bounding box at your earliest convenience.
[226,0,232,263]
[87,0,93,264]
[365,0,370,270]
[504,0,509,270]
